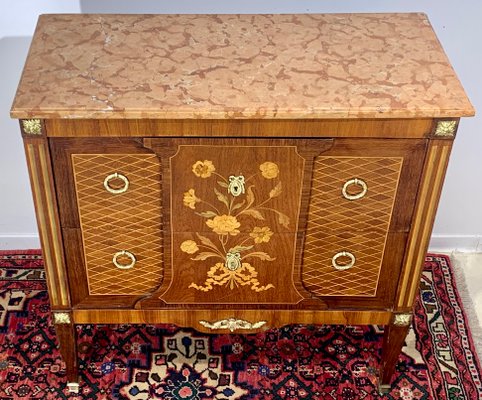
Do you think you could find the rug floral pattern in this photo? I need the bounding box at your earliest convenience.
[0,251,481,399]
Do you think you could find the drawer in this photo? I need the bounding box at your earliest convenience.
[80,226,163,295]
[308,156,403,232]
[302,230,388,297]
[166,143,305,234]
[161,231,302,304]
[71,153,162,228]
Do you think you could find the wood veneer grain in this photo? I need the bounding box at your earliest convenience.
[44,118,433,138]
[395,139,453,310]
[72,309,392,334]
[24,136,70,308]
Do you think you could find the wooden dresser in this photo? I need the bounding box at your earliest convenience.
[11,13,474,393]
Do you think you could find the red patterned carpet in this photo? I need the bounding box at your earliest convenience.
[0,251,481,399]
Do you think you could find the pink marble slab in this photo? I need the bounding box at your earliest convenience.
[11,13,474,119]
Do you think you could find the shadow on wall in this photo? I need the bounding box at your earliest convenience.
[0,36,40,248]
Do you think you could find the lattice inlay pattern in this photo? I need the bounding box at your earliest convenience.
[72,154,163,295]
[302,157,403,297]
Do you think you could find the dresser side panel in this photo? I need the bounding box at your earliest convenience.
[395,139,454,310]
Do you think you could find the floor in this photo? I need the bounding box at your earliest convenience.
[450,252,482,326]
[448,252,482,359]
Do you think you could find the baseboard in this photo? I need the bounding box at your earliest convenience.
[429,235,482,252]
[0,234,41,250]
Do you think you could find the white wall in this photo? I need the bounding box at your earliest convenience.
[1,0,481,250]
[0,1,81,248]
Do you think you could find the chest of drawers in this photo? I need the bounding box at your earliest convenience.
[11,13,474,393]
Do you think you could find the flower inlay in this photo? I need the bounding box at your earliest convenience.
[181,160,290,292]
[192,160,215,178]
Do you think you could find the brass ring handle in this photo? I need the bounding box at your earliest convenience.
[342,178,367,200]
[112,250,136,269]
[103,173,129,194]
[332,251,356,271]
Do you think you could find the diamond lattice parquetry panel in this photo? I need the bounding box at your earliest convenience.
[302,157,403,297]
[72,154,163,295]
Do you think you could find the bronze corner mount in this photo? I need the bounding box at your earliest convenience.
[393,313,412,326]
[21,119,43,135]
[434,120,458,137]
[53,312,71,324]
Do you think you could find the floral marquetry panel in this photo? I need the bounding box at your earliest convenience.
[154,142,310,304]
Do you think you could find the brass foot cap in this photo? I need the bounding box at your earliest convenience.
[378,383,391,395]
[67,383,79,393]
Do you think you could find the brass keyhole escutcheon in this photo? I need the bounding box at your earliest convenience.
[225,252,241,271]
[228,175,245,197]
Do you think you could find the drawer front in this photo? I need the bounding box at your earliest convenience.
[303,231,387,296]
[302,156,403,297]
[79,225,162,295]
[71,153,163,295]
[308,157,403,231]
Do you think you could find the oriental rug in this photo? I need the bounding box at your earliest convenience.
[0,251,481,399]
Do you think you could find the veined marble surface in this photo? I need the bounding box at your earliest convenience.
[11,13,474,120]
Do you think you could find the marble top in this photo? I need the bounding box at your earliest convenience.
[11,13,474,120]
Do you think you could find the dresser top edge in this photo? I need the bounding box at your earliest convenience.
[11,13,475,120]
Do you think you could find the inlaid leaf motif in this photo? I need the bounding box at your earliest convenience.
[196,210,218,218]
[269,182,282,198]
[218,181,229,188]
[191,252,220,261]
[229,245,254,253]
[231,200,245,212]
[246,185,255,208]
[214,187,229,208]
[278,212,290,228]
[196,233,217,250]
[242,209,265,220]
[244,252,276,261]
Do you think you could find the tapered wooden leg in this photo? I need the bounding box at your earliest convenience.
[53,312,79,393]
[379,313,412,394]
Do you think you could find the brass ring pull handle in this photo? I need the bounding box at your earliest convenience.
[342,178,367,200]
[332,251,356,271]
[112,250,136,269]
[103,172,129,194]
